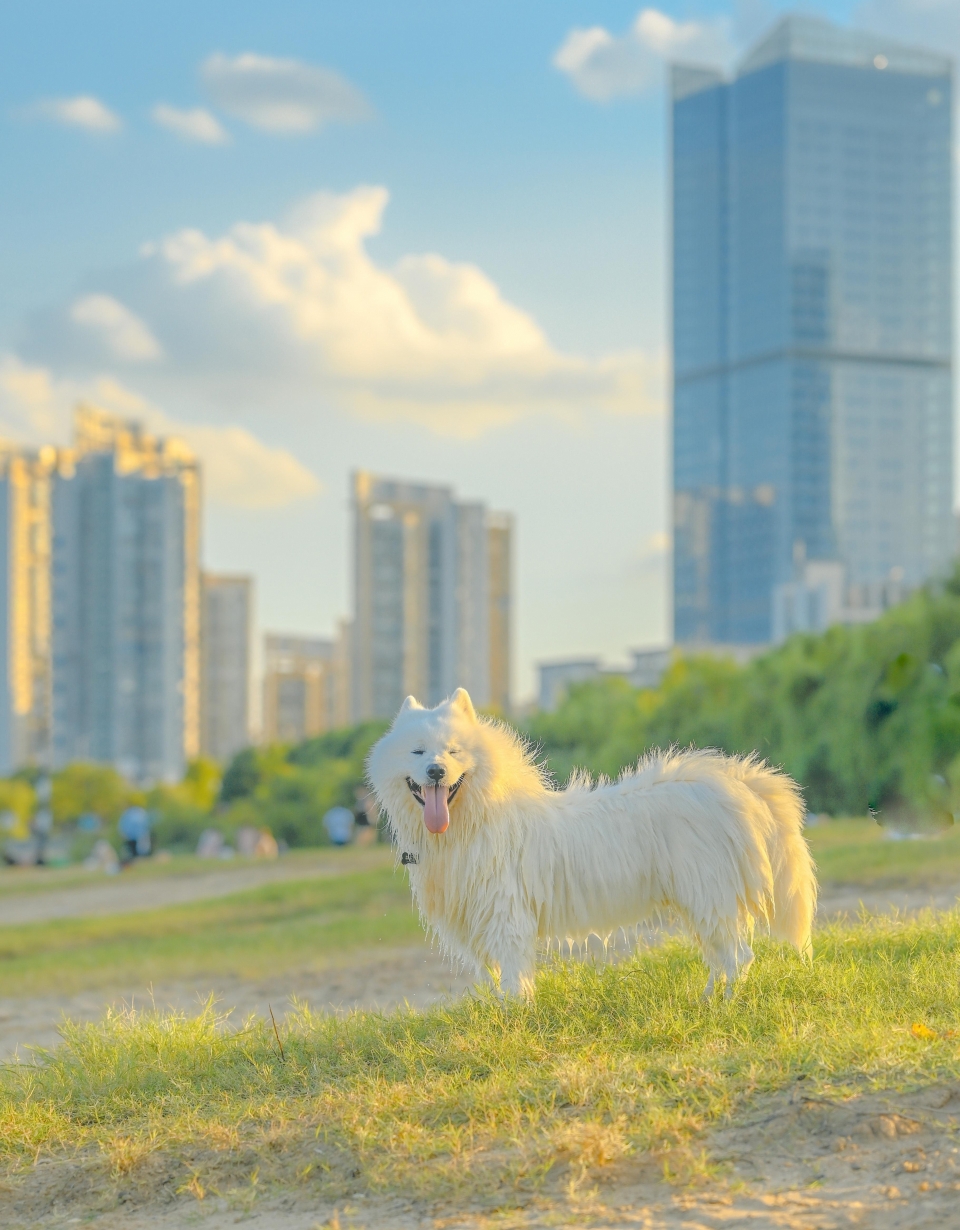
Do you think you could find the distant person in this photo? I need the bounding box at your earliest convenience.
[30,805,53,864]
[323,805,354,847]
[254,827,279,858]
[118,805,151,865]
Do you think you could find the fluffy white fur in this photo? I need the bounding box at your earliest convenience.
[368,689,818,997]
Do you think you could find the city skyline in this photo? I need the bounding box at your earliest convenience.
[2,3,959,698]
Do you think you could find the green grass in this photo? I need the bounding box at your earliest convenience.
[0,865,422,998]
[807,817,960,886]
[3,914,960,1204]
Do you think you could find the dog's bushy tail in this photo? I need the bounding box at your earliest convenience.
[735,758,817,959]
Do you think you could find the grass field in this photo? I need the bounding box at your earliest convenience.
[4,817,960,1219]
[0,865,421,998]
[2,912,960,1207]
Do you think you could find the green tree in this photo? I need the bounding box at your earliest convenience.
[52,764,143,827]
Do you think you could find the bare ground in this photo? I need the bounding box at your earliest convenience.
[0,946,475,1061]
[5,1080,960,1228]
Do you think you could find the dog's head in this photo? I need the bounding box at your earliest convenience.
[367,688,481,839]
[368,687,542,847]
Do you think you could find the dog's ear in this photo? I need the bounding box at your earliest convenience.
[398,695,422,716]
[450,688,477,722]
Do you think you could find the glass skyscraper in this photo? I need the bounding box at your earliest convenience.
[672,15,953,645]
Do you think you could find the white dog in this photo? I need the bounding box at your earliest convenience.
[368,688,817,997]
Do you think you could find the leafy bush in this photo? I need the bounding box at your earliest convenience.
[215,720,389,849]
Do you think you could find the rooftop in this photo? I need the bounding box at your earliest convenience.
[672,13,953,100]
[740,14,952,78]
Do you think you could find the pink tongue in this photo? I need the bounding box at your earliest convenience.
[423,784,450,834]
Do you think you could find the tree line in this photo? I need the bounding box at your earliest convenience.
[528,570,960,826]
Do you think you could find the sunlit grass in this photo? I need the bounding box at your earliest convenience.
[3,913,960,1203]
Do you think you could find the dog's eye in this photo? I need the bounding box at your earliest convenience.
[448,747,460,756]
[412,749,425,756]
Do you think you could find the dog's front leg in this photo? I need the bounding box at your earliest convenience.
[492,936,537,998]
[498,960,535,998]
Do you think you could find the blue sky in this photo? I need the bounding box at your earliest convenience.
[0,0,953,701]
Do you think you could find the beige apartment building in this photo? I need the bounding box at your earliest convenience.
[487,511,512,713]
[0,446,57,773]
[51,405,201,782]
[262,624,350,744]
[351,472,512,720]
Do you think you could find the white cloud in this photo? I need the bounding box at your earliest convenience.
[151,104,229,145]
[201,52,369,134]
[136,186,662,435]
[23,186,662,439]
[70,295,163,362]
[0,356,65,441]
[173,422,319,507]
[34,95,122,132]
[554,7,734,101]
[0,357,318,510]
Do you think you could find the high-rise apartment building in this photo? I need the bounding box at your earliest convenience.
[487,512,512,712]
[262,633,347,743]
[200,573,252,763]
[351,472,512,719]
[0,447,56,773]
[672,15,953,645]
[51,406,201,783]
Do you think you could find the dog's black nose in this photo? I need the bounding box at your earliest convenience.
[426,763,445,783]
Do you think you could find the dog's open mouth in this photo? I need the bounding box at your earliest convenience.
[406,774,464,834]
